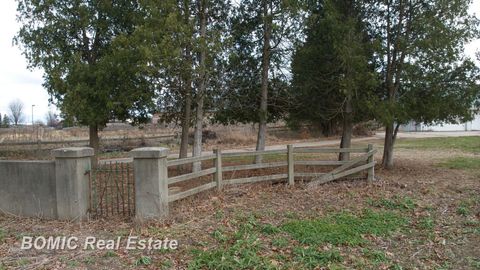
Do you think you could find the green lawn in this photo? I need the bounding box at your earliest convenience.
[438,156,480,170]
[395,136,480,153]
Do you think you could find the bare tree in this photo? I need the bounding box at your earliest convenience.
[45,110,59,127]
[8,99,25,125]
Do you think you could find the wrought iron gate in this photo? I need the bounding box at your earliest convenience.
[88,161,135,218]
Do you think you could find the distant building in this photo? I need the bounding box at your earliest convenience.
[401,112,480,132]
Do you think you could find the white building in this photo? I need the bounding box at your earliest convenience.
[401,113,480,132]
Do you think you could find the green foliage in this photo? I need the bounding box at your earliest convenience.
[188,228,273,270]
[288,0,377,134]
[16,258,30,267]
[364,0,480,166]
[188,214,291,269]
[293,247,343,269]
[213,0,302,125]
[15,0,155,129]
[260,223,281,235]
[361,248,389,264]
[418,217,435,230]
[0,114,10,128]
[282,210,407,246]
[211,228,228,243]
[367,196,416,211]
[271,237,289,248]
[103,250,117,258]
[141,0,231,124]
[134,256,152,266]
[457,202,471,216]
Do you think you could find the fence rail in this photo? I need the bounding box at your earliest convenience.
[166,144,376,203]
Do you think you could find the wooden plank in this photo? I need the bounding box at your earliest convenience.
[367,144,375,182]
[224,174,288,185]
[168,182,216,202]
[167,154,216,167]
[329,149,376,175]
[222,149,287,158]
[287,145,294,186]
[308,161,376,188]
[222,162,287,172]
[333,161,376,180]
[168,167,216,184]
[295,160,347,166]
[294,147,368,154]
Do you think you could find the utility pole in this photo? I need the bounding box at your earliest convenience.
[31,104,35,126]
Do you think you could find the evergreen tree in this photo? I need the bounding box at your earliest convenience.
[289,0,377,160]
[216,0,302,162]
[364,0,480,168]
[15,0,155,163]
[139,0,229,163]
[2,114,11,128]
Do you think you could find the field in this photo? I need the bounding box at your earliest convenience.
[0,124,321,161]
[0,136,479,269]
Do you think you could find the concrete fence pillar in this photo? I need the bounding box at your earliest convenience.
[130,147,169,221]
[52,147,94,221]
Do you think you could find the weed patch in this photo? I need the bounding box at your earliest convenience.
[134,256,152,266]
[282,210,407,246]
[367,196,416,211]
[293,247,343,269]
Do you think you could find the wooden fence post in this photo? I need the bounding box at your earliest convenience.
[214,149,223,190]
[367,144,375,182]
[287,144,294,186]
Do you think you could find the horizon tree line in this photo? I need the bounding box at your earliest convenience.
[14,0,480,168]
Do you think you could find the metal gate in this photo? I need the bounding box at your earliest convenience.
[88,161,135,218]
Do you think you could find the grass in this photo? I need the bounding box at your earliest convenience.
[456,201,472,216]
[367,196,416,211]
[282,210,407,247]
[438,157,480,170]
[134,256,152,266]
[189,209,408,269]
[395,136,480,153]
[0,229,5,243]
[293,247,343,269]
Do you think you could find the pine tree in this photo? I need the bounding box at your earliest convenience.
[217,0,302,162]
[15,0,155,163]
[289,0,377,160]
[364,0,480,168]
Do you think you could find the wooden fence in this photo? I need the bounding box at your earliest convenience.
[166,144,376,203]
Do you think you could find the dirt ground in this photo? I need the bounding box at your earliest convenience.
[0,144,479,269]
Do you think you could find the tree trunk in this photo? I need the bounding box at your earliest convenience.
[255,0,272,164]
[89,124,99,168]
[339,97,353,161]
[179,50,193,159]
[192,0,207,172]
[382,122,395,169]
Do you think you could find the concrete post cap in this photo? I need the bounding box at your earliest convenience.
[130,147,169,159]
[52,147,94,158]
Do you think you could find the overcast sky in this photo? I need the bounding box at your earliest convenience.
[0,1,479,125]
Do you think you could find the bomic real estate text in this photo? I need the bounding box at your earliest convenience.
[20,236,179,250]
